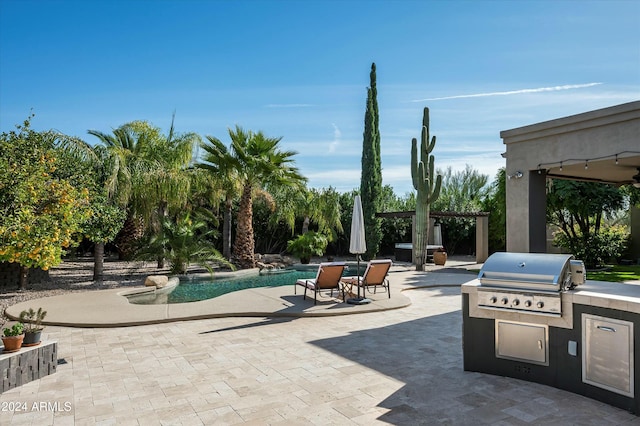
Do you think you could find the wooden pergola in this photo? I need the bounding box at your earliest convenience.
[376,211,490,263]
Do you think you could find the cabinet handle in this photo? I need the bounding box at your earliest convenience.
[597,325,616,332]
[538,340,542,350]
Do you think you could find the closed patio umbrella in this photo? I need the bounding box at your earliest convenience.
[347,195,370,304]
[433,223,442,247]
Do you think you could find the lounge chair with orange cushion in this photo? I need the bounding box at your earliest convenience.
[295,262,346,305]
[341,259,392,298]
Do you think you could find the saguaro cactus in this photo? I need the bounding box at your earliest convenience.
[411,107,442,271]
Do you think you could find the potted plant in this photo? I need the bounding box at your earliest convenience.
[433,247,448,266]
[287,231,328,264]
[19,307,47,346]
[2,322,25,353]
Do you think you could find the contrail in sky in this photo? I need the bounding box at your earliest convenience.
[412,83,603,102]
[265,103,314,108]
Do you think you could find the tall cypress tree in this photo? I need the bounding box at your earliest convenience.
[360,62,383,259]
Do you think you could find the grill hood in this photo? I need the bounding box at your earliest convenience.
[478,252,585,292]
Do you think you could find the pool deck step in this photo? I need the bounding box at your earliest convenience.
[4,277,415,328]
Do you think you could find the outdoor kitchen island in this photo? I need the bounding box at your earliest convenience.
[463,276,640,415]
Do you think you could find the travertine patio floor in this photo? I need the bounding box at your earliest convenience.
[1,263,638,425]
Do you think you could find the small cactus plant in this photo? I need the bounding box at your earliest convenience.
[19,307,47,333]
[411,107,442,271]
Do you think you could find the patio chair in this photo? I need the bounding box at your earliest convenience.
[295,262,346,305]
[341,259,392,298]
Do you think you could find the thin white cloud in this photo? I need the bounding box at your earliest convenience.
[264,103,314,108]
[329,123,341,153]
[411,83,603,102]
[307,169,361,180]
[305,168,362,192]
[333,123,342,140]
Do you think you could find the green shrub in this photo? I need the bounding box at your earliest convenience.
[554,225,629,268]
[287,232,328,263]
[135,213,233,274]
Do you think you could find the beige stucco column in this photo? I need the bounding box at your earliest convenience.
[475,215,489,262]
[503,169,546,253]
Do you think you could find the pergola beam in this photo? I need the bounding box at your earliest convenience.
[375,211,490,263]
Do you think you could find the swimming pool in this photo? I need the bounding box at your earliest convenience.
[127,269,319,305]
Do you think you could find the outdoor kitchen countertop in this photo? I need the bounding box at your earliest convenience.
[462,279,640,328]
[462,279,640,302]
[569,280,640,315]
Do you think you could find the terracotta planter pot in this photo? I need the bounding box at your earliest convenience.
[434,251,447,266]
[2,334,25,353]
[23,331,42,347]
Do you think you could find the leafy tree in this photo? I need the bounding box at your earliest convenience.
[554,225,628,268]
[621,185,640,208]
[547,179,626,267]
[58,140,128,281]
[82,194,126,281]
[481,168,506,252]
[433,165,489,254]
[360,62,383,259]
[0,117,90,289]
[200,126,306,269]
[378,185,414,255]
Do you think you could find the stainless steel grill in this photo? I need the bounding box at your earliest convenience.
[477,252,585,317]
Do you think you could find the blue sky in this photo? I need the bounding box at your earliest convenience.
[1,0,639,195]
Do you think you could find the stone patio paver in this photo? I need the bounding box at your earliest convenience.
[1,265,639,424]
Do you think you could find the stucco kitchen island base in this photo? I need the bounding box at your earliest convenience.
[463,280,640,414]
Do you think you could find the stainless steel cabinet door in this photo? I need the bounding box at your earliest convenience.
[582,314,634,397]
[496,320,548,366]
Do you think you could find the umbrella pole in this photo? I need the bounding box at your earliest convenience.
[347,254,370,305]
[346,195,370,305]
[357,255,361,299]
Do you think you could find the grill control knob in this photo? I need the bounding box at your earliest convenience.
[537,301,544,309]
[512,299,520,306]
[501,297,509,305]
[524,300,532,307]
[490,296,497,304]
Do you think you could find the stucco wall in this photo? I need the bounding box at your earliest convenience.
[501,101,640,253]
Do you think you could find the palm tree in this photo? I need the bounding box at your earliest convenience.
[88,123,147,259]
[270,186,343,240]
[89,117,201,266]
[134,212,232,274]
[197,135,242,260]
[128,119,200,225]
[199,126,306,269]
[87,125,139,205]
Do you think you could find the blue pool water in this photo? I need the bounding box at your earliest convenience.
[127,269,322,305]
